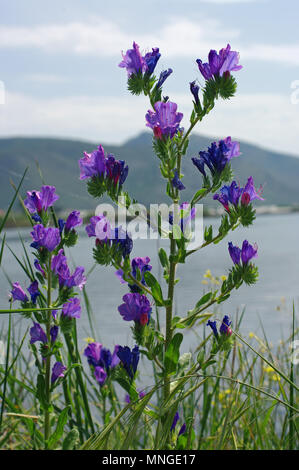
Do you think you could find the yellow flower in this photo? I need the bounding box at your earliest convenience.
[84,337,95,344]
[220,275,227,281]
[204,269,212,279]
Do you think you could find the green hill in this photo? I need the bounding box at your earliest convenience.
[0,133,299,211]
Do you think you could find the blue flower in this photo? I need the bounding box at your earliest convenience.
[117,345,140,379]
[171,170,185,191]
[192,137,240,177]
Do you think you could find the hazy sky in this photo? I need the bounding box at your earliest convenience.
[1,0,299,155]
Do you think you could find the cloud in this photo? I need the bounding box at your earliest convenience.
[0,16,298,66]
[1,91,299,156]
[0,17,239,58]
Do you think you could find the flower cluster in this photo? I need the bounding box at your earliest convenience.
[118,293,152,326]
[79,145,129,187]
[192,137,240,179]
[24,185,59,223]
[228,240,258,266]
[84,342,120,386]
[11,280,40,305]
[213,177,264,212]
[207,315,232,339]
[12,185,86,391]
[86,214,133,262]
[196,44,242,81]
[51,249,86,291]
[119,42,160,77]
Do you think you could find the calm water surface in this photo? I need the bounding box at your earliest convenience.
[1,213,298,353]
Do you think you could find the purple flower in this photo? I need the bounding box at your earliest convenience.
[51,361,67,384]
[241,177,264,205]
[196,44,242,80]
[51,249,86,290]
[144,47,161,75]
[146,101,183,139]
[118,293,152,326]
[85,216,105,238]
[62,298,81,319]
[94,366,107,386]
[207,320,219,339]
[119,41,147,77]
[24,191,42,214]
[192,137,240,177]
[66,267,86,290]
[156,68,173,89]
[30,225,61,252]
[219,315,232,336]
[79,146,129,185]
[213,181,243,211]
[79,145,106,180]
[11,282,29,303]
[214,177,263,211]
[172,170,185,191]
[112,226,133,257]
[116,255,152,294]
[29,322,47,344]
[58,218,65,234]
[24,186,59,214]
[208,315,233,339]
[50,325,59,343]
[228,240,258,265]
[84,342,103,367]
[34,259,46,277]
[171,411,180,431]
[178,423,187,436]
[27,280,40,304]
[84,342,120,372]
[241,240,258,264]
[65,211,83,233]
[190,80,200,105]
[105,155,129,185]
[117,345,140,379]
[111,345,121,368]
[228,242,241,265]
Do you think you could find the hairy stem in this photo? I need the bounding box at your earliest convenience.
[44,256,52,447]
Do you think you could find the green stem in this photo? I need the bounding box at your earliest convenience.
[44,256,52,448]
[164,236,177,401]
[64,332,95,435]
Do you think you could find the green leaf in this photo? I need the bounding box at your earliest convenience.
[62,428,80,450]
[165,333,183,375]
[36,374,48,410]
[143,271,164,306]
[195,292,213,309]
[158,248,169,268]
[48,406,70,449]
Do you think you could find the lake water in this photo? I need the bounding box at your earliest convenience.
[1,213,298,354]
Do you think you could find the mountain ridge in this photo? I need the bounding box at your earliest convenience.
[0,132,298,211]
